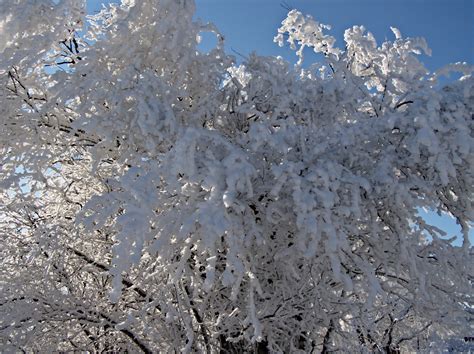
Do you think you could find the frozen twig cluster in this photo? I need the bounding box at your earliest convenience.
[0,1,472,352]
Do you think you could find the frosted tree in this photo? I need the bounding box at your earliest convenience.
[1,1,472,352]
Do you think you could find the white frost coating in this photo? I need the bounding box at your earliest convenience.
[0,1,472,352]
[390,26,402,40]
[274,9,340,66]
[0,14,12,53]
[248,286,263,342]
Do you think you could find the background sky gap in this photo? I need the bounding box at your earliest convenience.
[89,0,473,72]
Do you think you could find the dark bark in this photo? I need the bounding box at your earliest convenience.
[321,320,334,354]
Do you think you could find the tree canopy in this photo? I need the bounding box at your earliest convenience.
[0,0,472,352]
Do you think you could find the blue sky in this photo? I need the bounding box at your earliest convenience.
[89,0,473,71]
[193,0,473,72]
[87,0,472,244]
